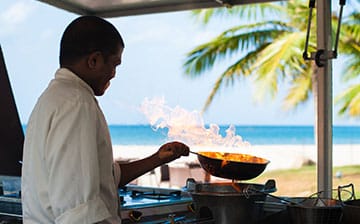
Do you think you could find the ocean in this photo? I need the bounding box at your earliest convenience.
[108,125,360,146]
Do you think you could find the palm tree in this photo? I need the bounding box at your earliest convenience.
[183,0,359,116]
[335,12,360,116]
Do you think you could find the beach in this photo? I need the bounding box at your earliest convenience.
[113,144,360,187]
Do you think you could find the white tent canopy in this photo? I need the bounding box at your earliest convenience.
[37,0,280,17]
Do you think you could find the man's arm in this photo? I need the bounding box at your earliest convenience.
[117,141,189,187]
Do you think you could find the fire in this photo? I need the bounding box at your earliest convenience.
[140,97,251,148]
[199,151,268,165]
[221,159,230,168]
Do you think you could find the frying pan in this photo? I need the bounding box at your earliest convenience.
[191,151,270,180]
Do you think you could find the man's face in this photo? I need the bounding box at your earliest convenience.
[92,47,123,96]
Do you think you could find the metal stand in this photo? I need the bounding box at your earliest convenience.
[302,0,347,198]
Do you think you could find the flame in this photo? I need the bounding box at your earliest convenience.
[221,159,230,168]
[140,97,251,148]
[199,151,268,164]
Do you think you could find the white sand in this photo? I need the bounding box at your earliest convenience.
[113,144,360,187]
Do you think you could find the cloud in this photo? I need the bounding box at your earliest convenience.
[0,1,36,36]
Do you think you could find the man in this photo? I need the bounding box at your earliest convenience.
[21,16,189,224]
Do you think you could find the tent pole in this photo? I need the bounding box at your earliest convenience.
[316,0,333,198]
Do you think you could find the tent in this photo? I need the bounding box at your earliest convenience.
[36,0,281,17]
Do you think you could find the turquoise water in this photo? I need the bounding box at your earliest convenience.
[108,125,360,145]
[22,124,360,145]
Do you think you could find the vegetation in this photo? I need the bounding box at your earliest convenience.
[335,11,360,116]
[183,0,360,117]
[251,165,360,199]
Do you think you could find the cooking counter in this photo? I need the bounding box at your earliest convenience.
[0,182,351,224]
[0,185,198,223]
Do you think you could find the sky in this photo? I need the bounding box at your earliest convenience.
[0,0,359,126]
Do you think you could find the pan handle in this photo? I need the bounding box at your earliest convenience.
[189,151,201,156]
[338,183,355,202]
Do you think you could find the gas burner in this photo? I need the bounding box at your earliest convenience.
[185,179,277,224]
[130,190,181,200]
[118,185,195,223]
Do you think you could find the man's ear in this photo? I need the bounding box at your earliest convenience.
[87,51,102,70]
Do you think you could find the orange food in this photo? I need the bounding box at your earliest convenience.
[199,151,268,164]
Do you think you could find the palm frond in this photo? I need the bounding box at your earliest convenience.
[222,46,269,78]
[191,3,285,24]
[283,68,313,110]
[338,12,360,82]
[335,84,360,116]
[341,54,360,81]
[286,0,314,30]
[251,31,312,100]
[201,48,265,111]
[183,21,289,76]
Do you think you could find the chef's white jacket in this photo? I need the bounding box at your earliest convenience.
[21,68,121,224]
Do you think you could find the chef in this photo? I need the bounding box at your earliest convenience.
[21,15,190,224]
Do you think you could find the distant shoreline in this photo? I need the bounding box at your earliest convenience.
[21,124,360,145]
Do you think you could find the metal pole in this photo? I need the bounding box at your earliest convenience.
[316,0,333,198]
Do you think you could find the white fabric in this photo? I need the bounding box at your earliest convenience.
[21,68,121,224]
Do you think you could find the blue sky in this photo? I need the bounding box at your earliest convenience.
[0,0,358,126]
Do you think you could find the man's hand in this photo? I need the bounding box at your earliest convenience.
[118,141,190,187]
[157,141,190,163]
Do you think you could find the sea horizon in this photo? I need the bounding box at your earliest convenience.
[21,124,360,146]
[107,124,360,146]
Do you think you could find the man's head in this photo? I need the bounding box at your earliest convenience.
[60,16,124,96]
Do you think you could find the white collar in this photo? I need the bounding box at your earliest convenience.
[55,68,95,96]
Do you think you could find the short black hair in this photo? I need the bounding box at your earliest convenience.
[59,16,124,66]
